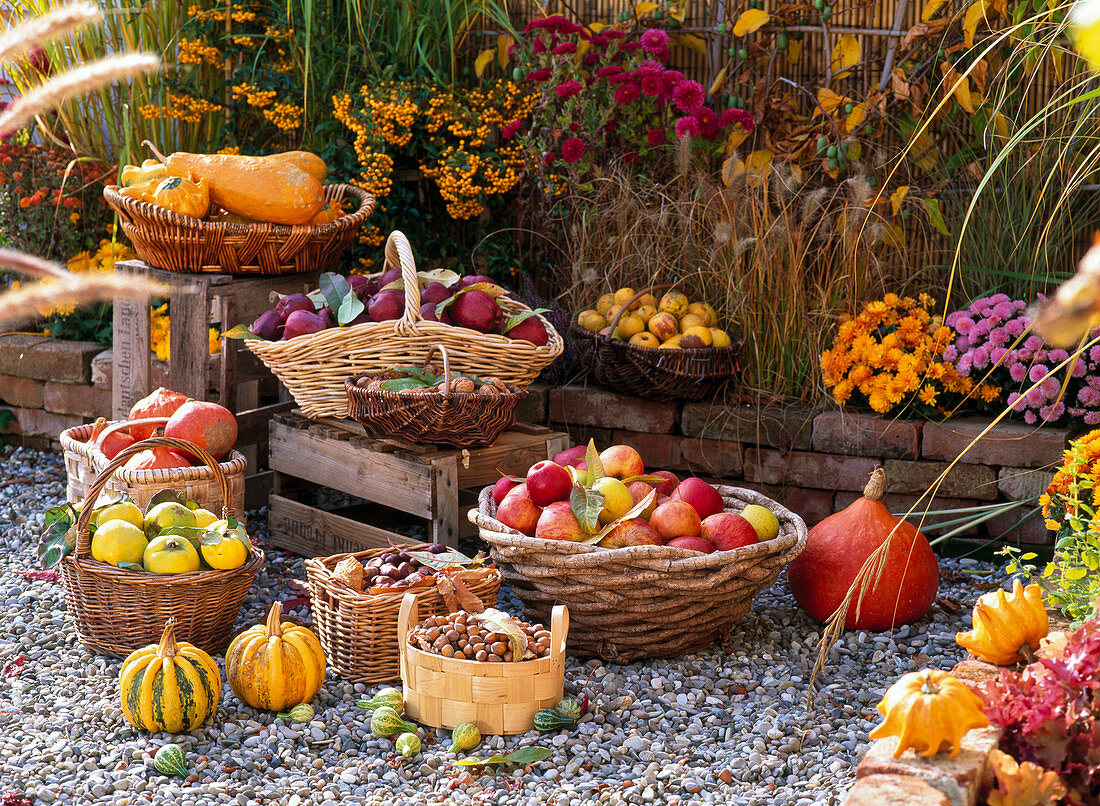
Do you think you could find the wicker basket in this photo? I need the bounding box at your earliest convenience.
[59,419,246,516]
[468,485,807,663]
[60,436,264,657]
[398,593,567,735]
[103,183,375,275]
[345,344,526,448]
[304,547,503,685]
[246,230,563,419]
[571,284,742,401]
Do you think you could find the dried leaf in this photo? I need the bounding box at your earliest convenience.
[581,490,657,545]
[447,573,485,613]
[497,34,513,69]
[453,747,552,766]
[474,48,495,78]
[2,656,25,678]
[570,485,604,534]
[332,556,364,591]
[478,608,531,660]
[709,66,728,97]
[405,546,482,570]
[987,749,1067,805]
[733,9,770,36]
[844,102,868,132]
[437,575,461,612]
[13,569,60,582]
[921,0,949,21]
[584,439,604,481]
[922,198,951,237]
[890,186,910,217]
[964,0,992,47]
[634,2,660,16]
[815,87,851,117]
[830,34,861,78]
[787,38,802,64]
[671,33,708,57]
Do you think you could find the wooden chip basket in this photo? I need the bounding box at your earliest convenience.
[398,592,568,735]
[304,547,503,685]
[246,230,563,419]
[345,344,526,447]
[103,183,375,275]
[59,419,246,517]
[59,436,264,657]
[469,485,807,663]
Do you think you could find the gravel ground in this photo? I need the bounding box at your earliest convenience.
[0,445,994,806]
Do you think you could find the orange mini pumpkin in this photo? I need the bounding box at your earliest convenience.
[869,669,989,757]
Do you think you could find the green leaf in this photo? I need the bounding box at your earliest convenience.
[459,282,507,298]
[502,747,552,764]
[453,754,509,766]
[580,489,657,545]
[585,439,604,482]
[1064,566,1088,580]
[380,378,431,392]
[117,561,146,572]
[147,489,190,510]
[922,198,951,237]
[338,293,365,326]
[1021,552,1038,560]
[319,272,352,312]
[503,308,550,333]
[570,485,604,534]
[222,323,264,341]
[478,608,531,660]
[38,503,77,569]
[418,268,461,287]
[160,525,207,547]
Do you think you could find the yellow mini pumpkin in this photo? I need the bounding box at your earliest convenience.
[869,669,989,758]
[956,579,1049,666]
[119,618,221,733]
[119,159,167,188]
[225,601,325,712]
[152,175,210,219]
[309,200,344,226]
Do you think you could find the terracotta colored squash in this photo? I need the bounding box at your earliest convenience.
[128,387,191,441]
[119,618,221,733]
[225,601,325,712]
[89,417,135,460]
[123,446,193,472]
[787,467,939,630]
[163,400,237,461]
[869,669,989,757]
[956,579,1048,665]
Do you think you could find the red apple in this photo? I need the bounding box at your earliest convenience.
[526,460,573,506]
[496,484,542,536]
[626,481,658,518]
[667,535,715,554]
[492,476,520,505]
[599,445,645,479]
[649,500,701,540]
[552,445,588,468]
[649,470,680,497]
[671,477,724,519]
[535,501,587,541]
[598,518,661,548]
[701,513,759,551]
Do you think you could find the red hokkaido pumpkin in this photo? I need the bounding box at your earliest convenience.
[89,418,135,460]
[787,467,939,630]
[128,388,191,441]
[123,447,193,472]
[163,401,237,460]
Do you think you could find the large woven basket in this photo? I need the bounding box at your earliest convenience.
[59,420,246,517]
[398,593,567,735]
[246,230,563,419]
[60,436,264,657]
[345,344,526,448]
[469,485,808,662]
[103,183,375,275]
[304,546,503,685]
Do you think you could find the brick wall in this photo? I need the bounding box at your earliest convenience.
[517,383,1066,547]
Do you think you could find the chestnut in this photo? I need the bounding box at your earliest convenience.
[396,561,416,578]
[380,552,400,566]
[427,543,448,554]
[364,557,383,573]
[379,563,398,578]
[371,576,393,587]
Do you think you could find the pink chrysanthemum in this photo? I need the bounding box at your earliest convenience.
[607,72,630,85]
[640,28,669,54]
[614,83,641,104]
[671,79,705,113]
[620,41,640,52]
[501,119,524,140]
[640,73,664,96]
[646,128,665,146]
[674,115,700,140]
[552,42,577,55]
[556,80,583,99]
[561,137,585,164]
[695,107,719,139]
[719,108,755,132]
[633,59,664,75]
[526,67,552,83]
[525,15,582,34]
[595,64,623,78]
[623,151,639,165]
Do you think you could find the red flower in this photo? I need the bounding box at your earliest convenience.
[613,83,640,104]
[646,128,665,146]
[561,137,585,164]
[719,108,755,133]
[583,53,601,66]
[533,37,548,54]
[502,119,524,139]
[525,15,582,35]
[640,74,664,97]
[526,67,553,82]
[623,151,639,165]
[544,151,557,166]
[568,121,580,131]
[695,108,720,139]
[595,65,622,78]
[672,80,705,113]
[620,41,640,52]
[674,116,700,140]
[607,72,630,85]
[555,80,583,99]
[552,42,577,55]
[640,29,669,55]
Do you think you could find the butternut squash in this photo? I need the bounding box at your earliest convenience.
[275,151,328,183]
[143,141,324,225]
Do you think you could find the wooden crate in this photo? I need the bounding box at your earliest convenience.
[111,260,318,507]
[268,412,570,555]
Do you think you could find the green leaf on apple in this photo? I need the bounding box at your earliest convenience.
[337,293,365,325]
[459,282,507,298]
[147,489,189,510]
[584,439,604,482]
[117,561,146,572]
[570,485,604,535]
[580,489,656,545]
[503,308,550,333]
[318,272,351,311]
[418,268,461,288]
[381,279,404,291]
[37,502,78,569]
[620,474,671,486]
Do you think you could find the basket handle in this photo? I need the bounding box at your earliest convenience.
[384,231,422,332]
[92,417,169,451]
[74,436,233,558]
[605,283,679,334]
[549,604,569,664]
[423,343,453,402]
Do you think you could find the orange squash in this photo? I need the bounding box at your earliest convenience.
[869,669,989,757]
[225,601,325,712]
[956,579,1048,665]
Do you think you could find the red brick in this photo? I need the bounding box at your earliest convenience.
[44,382,111,418]
[92,350,173,393]
[515,382,550,425]
[0,374,44,408]
[813,411,922,459]
[743,448,879,491]
[833,491,985,533]
[549,385,678,434]
[612,431,684,471]
[950,659,1002,694]
[680,402,815,450]
[843,775,951,806]
[922,418,1068,468]
[0,334,104,383]
[1,406,85,439]
[997,466,1052,502]
[680,437,742,477]
[882,460,998,501]
[986,506,1052,546]
[778,487,834,526]
[552,423,614,451]
[857,726,1003,806]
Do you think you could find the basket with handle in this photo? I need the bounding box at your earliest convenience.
[304,546,503,685]
[345,343,527,448]
[398,592,568,735]
[245,230,563,419]
[58,418,247,516]
[59,436,263,657]
[571,283,743,401]
[468,484,807,663]
[103,183,376,275]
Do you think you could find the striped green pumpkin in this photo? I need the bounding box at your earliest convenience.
[119,619,221,733]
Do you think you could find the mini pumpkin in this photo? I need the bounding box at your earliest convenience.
[309,200,344,226]
[869,669,989,757]
[119,159,167,188]
[119,618,221,733]
[955,579,1049,666]
[225,601,326,712]
[152,174,210,219]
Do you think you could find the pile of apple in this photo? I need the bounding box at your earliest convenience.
[576,288,733,350]
[246,269,550,346]
[491,442,780,552]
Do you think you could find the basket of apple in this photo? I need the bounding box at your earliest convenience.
[569,285,742,401]
[468,443,808,662]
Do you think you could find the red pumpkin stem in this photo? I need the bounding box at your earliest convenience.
[266,601,284,637]
[158,618,179,658]
[864,467,886,501]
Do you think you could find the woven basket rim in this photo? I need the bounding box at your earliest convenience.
[345,375,527,401]
[62,544,264,584]
[405,641,550,668]
[469,484,808,571]
[103,182,374,236]
[569,321,744,356]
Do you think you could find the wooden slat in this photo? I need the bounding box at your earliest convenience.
[431,455,460,546]
[112,262,153,419]
[268,493,425,556]
[168,275,210,401]
[244,469,275,511]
